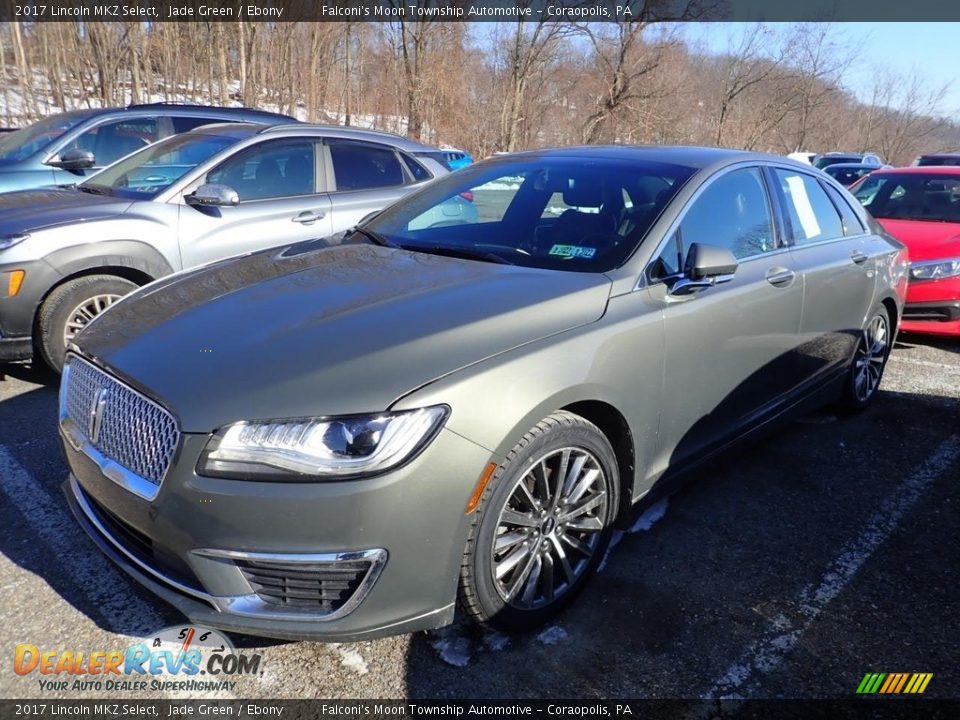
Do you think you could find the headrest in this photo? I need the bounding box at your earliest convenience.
[563,178,604,208]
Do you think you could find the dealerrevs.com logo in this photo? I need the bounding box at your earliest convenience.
[14,625,262,693]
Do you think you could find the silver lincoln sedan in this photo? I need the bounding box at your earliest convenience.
[61,146,908,641]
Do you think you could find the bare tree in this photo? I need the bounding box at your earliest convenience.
[712,25,787,147]
[493,18,572,152]
[861,68,950,164]
[575,21,670,143]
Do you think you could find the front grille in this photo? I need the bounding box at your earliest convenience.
[235,558,373,612]
[62,356,179,487]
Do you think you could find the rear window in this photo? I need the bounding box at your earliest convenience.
[917,156,960,167]
[813,155,860,170]
[330,141,406,191]
[415,151,455,171]
[824,166,873,187]
[401,154,432,182]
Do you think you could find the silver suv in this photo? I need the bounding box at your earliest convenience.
[0,123,450,370]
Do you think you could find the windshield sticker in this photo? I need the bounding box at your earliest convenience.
[549,245,596,259]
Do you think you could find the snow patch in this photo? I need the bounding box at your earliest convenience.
[329,644,369,676]
[629,498,669,532]
[598,499,669,572]
[430,627,472,668]
[482,632,510,651]
[536,625,568,645]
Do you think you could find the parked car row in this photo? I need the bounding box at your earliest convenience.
[784,151,959,334]
[0,104,951,644]
[849,166,960,336]
[0,106,474,370]
[0,103,296,193]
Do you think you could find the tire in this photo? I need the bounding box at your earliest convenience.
[459,411,620,632]
[37,275,138,373]
[838,305,891,414]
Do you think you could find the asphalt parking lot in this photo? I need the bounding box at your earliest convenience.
[0,334,957,701]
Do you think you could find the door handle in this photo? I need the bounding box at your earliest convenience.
[850,250,869,265]
[292,211,326,224]
[765,267,796,287]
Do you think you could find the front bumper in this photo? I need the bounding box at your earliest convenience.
[0,333,32,362]
[902,277,960,336]
[0,259,62,360]
[62,424,493,641]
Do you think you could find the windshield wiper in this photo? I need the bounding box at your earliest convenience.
[349,226,398,248]
[76,185,110,196]
[401,244,514,265]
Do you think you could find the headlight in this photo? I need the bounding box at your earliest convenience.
[910,258,960,281]
[0,233,29,251]
[197,406,448,480]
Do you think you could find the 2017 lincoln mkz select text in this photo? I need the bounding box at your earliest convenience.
[60,146,908,641]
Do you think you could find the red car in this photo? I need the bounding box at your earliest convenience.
[850,166,960,336]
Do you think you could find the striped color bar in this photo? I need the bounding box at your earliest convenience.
[856,672,933,694]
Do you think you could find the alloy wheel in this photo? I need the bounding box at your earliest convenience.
[491,447,609,610]
[853,313,888,402]
[63,293,122,345]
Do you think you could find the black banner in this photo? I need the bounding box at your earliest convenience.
[3,700,960,720]
[2,0,960,23]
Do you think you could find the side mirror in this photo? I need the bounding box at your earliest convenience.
[185,183,239,208]
[685,243,738,280]
[668,243,738,296]
[49,148,96,171]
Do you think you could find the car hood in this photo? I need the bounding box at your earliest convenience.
[876,218,960,262]
[0,188,131,234]
[77,242,612,432]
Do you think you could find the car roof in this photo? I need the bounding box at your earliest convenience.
[871,166,960,176]
[51,104,294,122]
[918,153,960,158]
[257,123,441,151]
[188,122,266,139]
[479,145,788,171]
[181,122,445,152]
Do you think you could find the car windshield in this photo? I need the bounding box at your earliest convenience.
[79,132,237,199]
[363,156,695,272]
[825,166,874,186]
[814,155,860,169]
[851,173,960,223]
[0,111,93,163]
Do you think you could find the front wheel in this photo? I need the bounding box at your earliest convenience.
[459,411,619,632]
[839,305,891,413]
[37,275,138,372]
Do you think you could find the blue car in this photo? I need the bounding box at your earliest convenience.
[443,149,473,170]
[0,104,294,193]
[414,147,473,172]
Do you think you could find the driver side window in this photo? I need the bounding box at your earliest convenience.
[679,167,775,260]
[207,140,317,202]
[61,117,160,168]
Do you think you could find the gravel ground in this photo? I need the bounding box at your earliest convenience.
[0,332,957,700]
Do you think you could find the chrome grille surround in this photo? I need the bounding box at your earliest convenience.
[60,355,179,500]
